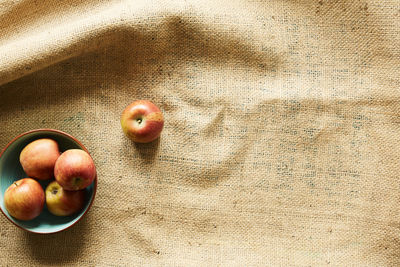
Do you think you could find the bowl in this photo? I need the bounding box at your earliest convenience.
[0,129,97,234]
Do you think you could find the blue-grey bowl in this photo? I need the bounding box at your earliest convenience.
[0,129,97,234]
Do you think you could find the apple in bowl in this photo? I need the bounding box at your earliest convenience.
[4,178,45,221]
[45,181,85,216]
[54,149,96,191]
[19,138,60,180]
[120,100,164,143]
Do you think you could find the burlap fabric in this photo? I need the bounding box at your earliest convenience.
[1,0,399,266]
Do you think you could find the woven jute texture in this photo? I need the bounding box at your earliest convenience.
[1,0,400,266]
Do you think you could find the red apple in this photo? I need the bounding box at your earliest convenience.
[54,149,96,191]
[120,100,164,143]
[4,178,45,221]
[45,181,85,216]
[19,138,60,180]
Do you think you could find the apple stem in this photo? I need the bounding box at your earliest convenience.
[13,182,18,186]
[137,118,142,124]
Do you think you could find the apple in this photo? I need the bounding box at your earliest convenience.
[45,181,85,216]
[4,178,45,221]
[54,149,96,191]
[120,100,164,143]
[19,138,60,180]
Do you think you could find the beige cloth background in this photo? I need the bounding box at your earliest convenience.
[1,0,400,266]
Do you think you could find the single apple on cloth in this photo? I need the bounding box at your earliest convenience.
[121,100,164,143]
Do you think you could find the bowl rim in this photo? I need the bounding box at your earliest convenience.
[0,128,98,234]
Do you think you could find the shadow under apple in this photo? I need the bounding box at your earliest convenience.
[131,137,161,165]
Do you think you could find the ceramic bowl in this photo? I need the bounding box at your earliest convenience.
[0,129,97,234]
